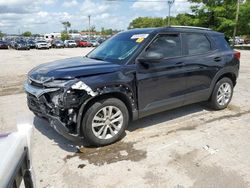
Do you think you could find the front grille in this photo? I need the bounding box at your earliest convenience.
[27,94,42,112]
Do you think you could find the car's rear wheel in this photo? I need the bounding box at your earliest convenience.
[209,77,233,110]
[81,98,129,146]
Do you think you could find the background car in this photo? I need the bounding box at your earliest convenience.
[52,40,64,48]
[15,40,30,50]
[90,39,100,47]
[0,123,35,188]
[27,40,36,49]
[0,41,9,49]
[75,40,92,47]
[234,36,244,45]
[35,40,50,49]
[64,40,77,48]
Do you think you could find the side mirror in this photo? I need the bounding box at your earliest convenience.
[138,51,164,63]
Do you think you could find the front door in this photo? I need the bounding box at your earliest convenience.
[136,33,188,117]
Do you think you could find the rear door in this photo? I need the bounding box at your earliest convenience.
[181,33,221,104]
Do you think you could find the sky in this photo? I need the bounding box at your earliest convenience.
[0,0,194,34]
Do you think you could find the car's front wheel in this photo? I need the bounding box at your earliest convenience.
[209,77,234,110]
[81,98,129,146]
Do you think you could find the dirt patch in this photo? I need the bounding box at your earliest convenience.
[169,150,249,188]
[227,104,241,112]
[205,110,250,124]
[63,141,147,166]
[149,124,198,139]
[0,75,26,96]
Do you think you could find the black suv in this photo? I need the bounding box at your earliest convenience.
[24,26,240,146]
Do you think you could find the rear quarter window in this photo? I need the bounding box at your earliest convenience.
[211,35,232,51]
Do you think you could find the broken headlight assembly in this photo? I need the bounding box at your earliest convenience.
[43,80,97,108]
[43,79,75,88]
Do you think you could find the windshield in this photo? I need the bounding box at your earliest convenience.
[87,32,148,64]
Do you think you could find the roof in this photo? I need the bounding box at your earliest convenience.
[123,26,222,35]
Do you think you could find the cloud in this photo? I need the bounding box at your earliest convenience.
[80,0,110,15]
[62,0,78,8]
[132,0,166,11]
[131,0,193,16]
[0,0,195,34]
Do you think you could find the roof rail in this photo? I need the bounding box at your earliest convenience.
[170,26,212,31]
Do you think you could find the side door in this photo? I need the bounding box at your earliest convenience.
[181,33,221,104]
[136,33,188,117]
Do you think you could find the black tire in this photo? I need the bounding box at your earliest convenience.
[208,77,234,110]
[81,98,129,146]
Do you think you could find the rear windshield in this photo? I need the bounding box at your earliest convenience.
[211,35,231,51]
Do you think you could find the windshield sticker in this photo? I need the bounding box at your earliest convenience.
[136,37,145,43]
[131,34,149,39]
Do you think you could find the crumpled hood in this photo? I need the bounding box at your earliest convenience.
[28,57,122,82]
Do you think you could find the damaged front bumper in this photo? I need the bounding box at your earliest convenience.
[24,81,85,143]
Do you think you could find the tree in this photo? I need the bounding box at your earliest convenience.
[100,28,114,35]
[0,31,4,38]
[238,0,250,36]
[187,0,250,37]
[61,21,71,33]
[90,25,96,32]
[128,17,166,29]
[22,31,32,37]
[128,1,250,38]
[61,31,70,41]
[69,29,79,33]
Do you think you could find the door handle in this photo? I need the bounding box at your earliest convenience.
[214,57,222,62]
[176,62,185,67]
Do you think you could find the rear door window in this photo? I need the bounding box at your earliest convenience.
[183,33,211,55]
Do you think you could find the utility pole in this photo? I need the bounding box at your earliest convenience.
[167,0,175,26]
[88,15,91,39]
[232,0,241,47]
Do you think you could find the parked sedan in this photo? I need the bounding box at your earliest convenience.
[52,40,64,48]
[90,39,100,47]
[0,41,8,49]
[36,40,50,49]
[76,40,92,47]
[27,40,36,49]
[15,40,30,50]
[64,40,77,48]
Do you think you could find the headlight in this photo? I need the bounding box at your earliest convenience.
[43,80,74,88]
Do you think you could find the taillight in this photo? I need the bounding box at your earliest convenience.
[234,50,241,60]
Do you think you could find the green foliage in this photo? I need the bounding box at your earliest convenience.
[187,0,250,37]
[0,31,4,38]
[22,31,32,37]
[61,21,71,33]
[69,29,79,33]
[61,31,70,41]
[238,0,250,36]
[128,0,250,37]
[100,28,120,35]
[128,17,166,29]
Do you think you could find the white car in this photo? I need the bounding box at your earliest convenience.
[0,123,35,188]
[64,40,77,48]
[35,40,50,49]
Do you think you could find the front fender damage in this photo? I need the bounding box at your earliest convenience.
[71,81,98,97]
[75,83,137,137]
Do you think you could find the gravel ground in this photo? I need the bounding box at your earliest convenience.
[0,48,250,188]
